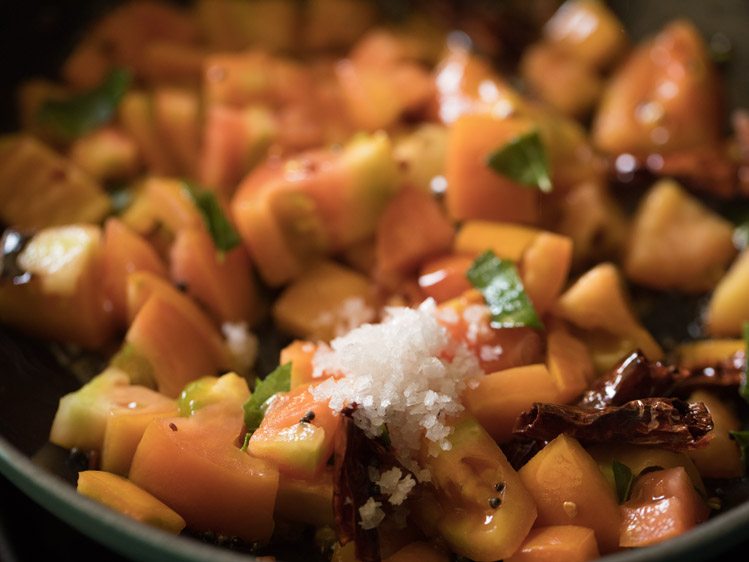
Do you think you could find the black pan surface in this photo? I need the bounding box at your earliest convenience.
[2,1,749,561]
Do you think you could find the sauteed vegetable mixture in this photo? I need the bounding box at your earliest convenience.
[1,1,749,561]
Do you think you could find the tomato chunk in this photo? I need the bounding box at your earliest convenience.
[619,467,709,548]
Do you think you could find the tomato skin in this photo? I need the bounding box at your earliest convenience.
[445,114,540,224]
[519,434,621,554]
[78,470,186,534]
[123,272,231,397]
[419,255,474,303]
[438,292,545,373]
[619,467,709,548]
[170,227,262,325]
[103,217,167,328]
[231,133,399,286]
[506,526,600,562]
[593,20,721,155]
[249,384,341,478]
[422,415,537,562]
[375,187,454,285]
[130,412,279,544]
[0,224,115,349]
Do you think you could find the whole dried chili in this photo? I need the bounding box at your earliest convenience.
[333,412,381,562]
[333,409,412,562]
[578,350,686,409]
[578,349,746,409]
[676,351,746,393]
[514,398,713,451]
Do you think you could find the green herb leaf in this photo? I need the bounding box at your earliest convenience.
[378,425,391,448]
[466,250,544,330]
[612,460,635,504]
[740,322,749,404]
[242,363,292,433]
[239,432,251,452]
[36,68,131,142]
[730,430,749,469]
[486,129,552,193]
[183,181,241,252]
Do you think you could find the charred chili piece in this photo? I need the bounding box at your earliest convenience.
[577,350,687,409]
[333,410,417,562]
[333,412,381,562]
[514,398,713,451]
[500,436,546,471]
[577,349,746,408]
[334,409,414,562]
[676,351,746,393]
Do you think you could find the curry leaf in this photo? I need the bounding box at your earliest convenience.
[612,460,635,504]
[486,129,552,193]
[242,363,292,433]
[183,181,241,252]
[36,68,131,142]
[730,430,749,469]
[466,250,544,330]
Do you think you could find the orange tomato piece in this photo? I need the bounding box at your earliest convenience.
[170,227,262,325]
[280,340,319,390]
[77,470,186,534]
[593,20,721,155]
[520,232,573,316]
[125,294,229,397]
[620,467,709,548]
[463,364,560,443]
[519,434,621,554]
[375,186,454,282]
[439,292,545,373]
[130,413,278,543]
[507,526,600,562]
[445,114,540,224]
[249,384,340,479]
[418,254,474,303]
[103,218,167,328]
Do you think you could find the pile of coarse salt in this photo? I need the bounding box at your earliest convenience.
[314,296,376,338]
[311,299,481,480]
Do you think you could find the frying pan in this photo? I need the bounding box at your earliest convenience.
[1,1,749,561]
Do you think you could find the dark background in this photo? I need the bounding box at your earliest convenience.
[0,2,130,558]
[0,473,129,562]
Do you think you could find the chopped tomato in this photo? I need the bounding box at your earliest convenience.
[619,467,709,547]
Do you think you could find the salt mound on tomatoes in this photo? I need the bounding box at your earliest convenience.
[311,299,480,478]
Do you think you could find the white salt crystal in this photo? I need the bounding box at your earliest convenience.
[390,475,416,506]
[315,297,376,338]
[371,467,417,507]
[311,299,481,478]
[479,344,503,362]
[358,498,385,530]
[377,468,403,494]
[436,306,459,325]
